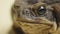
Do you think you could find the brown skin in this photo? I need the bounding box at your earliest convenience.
[51,3,60,34]
[52,4,60,26]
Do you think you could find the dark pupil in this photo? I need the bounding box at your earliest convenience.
[37,6,46,15]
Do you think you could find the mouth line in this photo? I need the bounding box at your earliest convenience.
[17,18,53,26]
[17,20,53,26]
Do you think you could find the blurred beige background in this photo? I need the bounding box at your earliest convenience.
[0,0,15,34]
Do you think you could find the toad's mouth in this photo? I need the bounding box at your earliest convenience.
[16,16,55,26]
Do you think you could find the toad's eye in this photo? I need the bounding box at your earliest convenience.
[37,6,46,15]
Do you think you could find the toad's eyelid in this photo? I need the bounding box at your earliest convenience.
[31,4,47,10]
[46,6,53,10]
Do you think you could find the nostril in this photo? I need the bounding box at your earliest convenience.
[14,5,20,9]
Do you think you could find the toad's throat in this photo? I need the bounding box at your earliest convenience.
[19,22,52,34]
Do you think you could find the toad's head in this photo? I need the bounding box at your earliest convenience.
[11,0,60,34]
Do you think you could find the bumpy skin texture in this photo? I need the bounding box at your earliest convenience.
[11,0,60,34]
[52,4,60,23]
[52,4,60,34]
